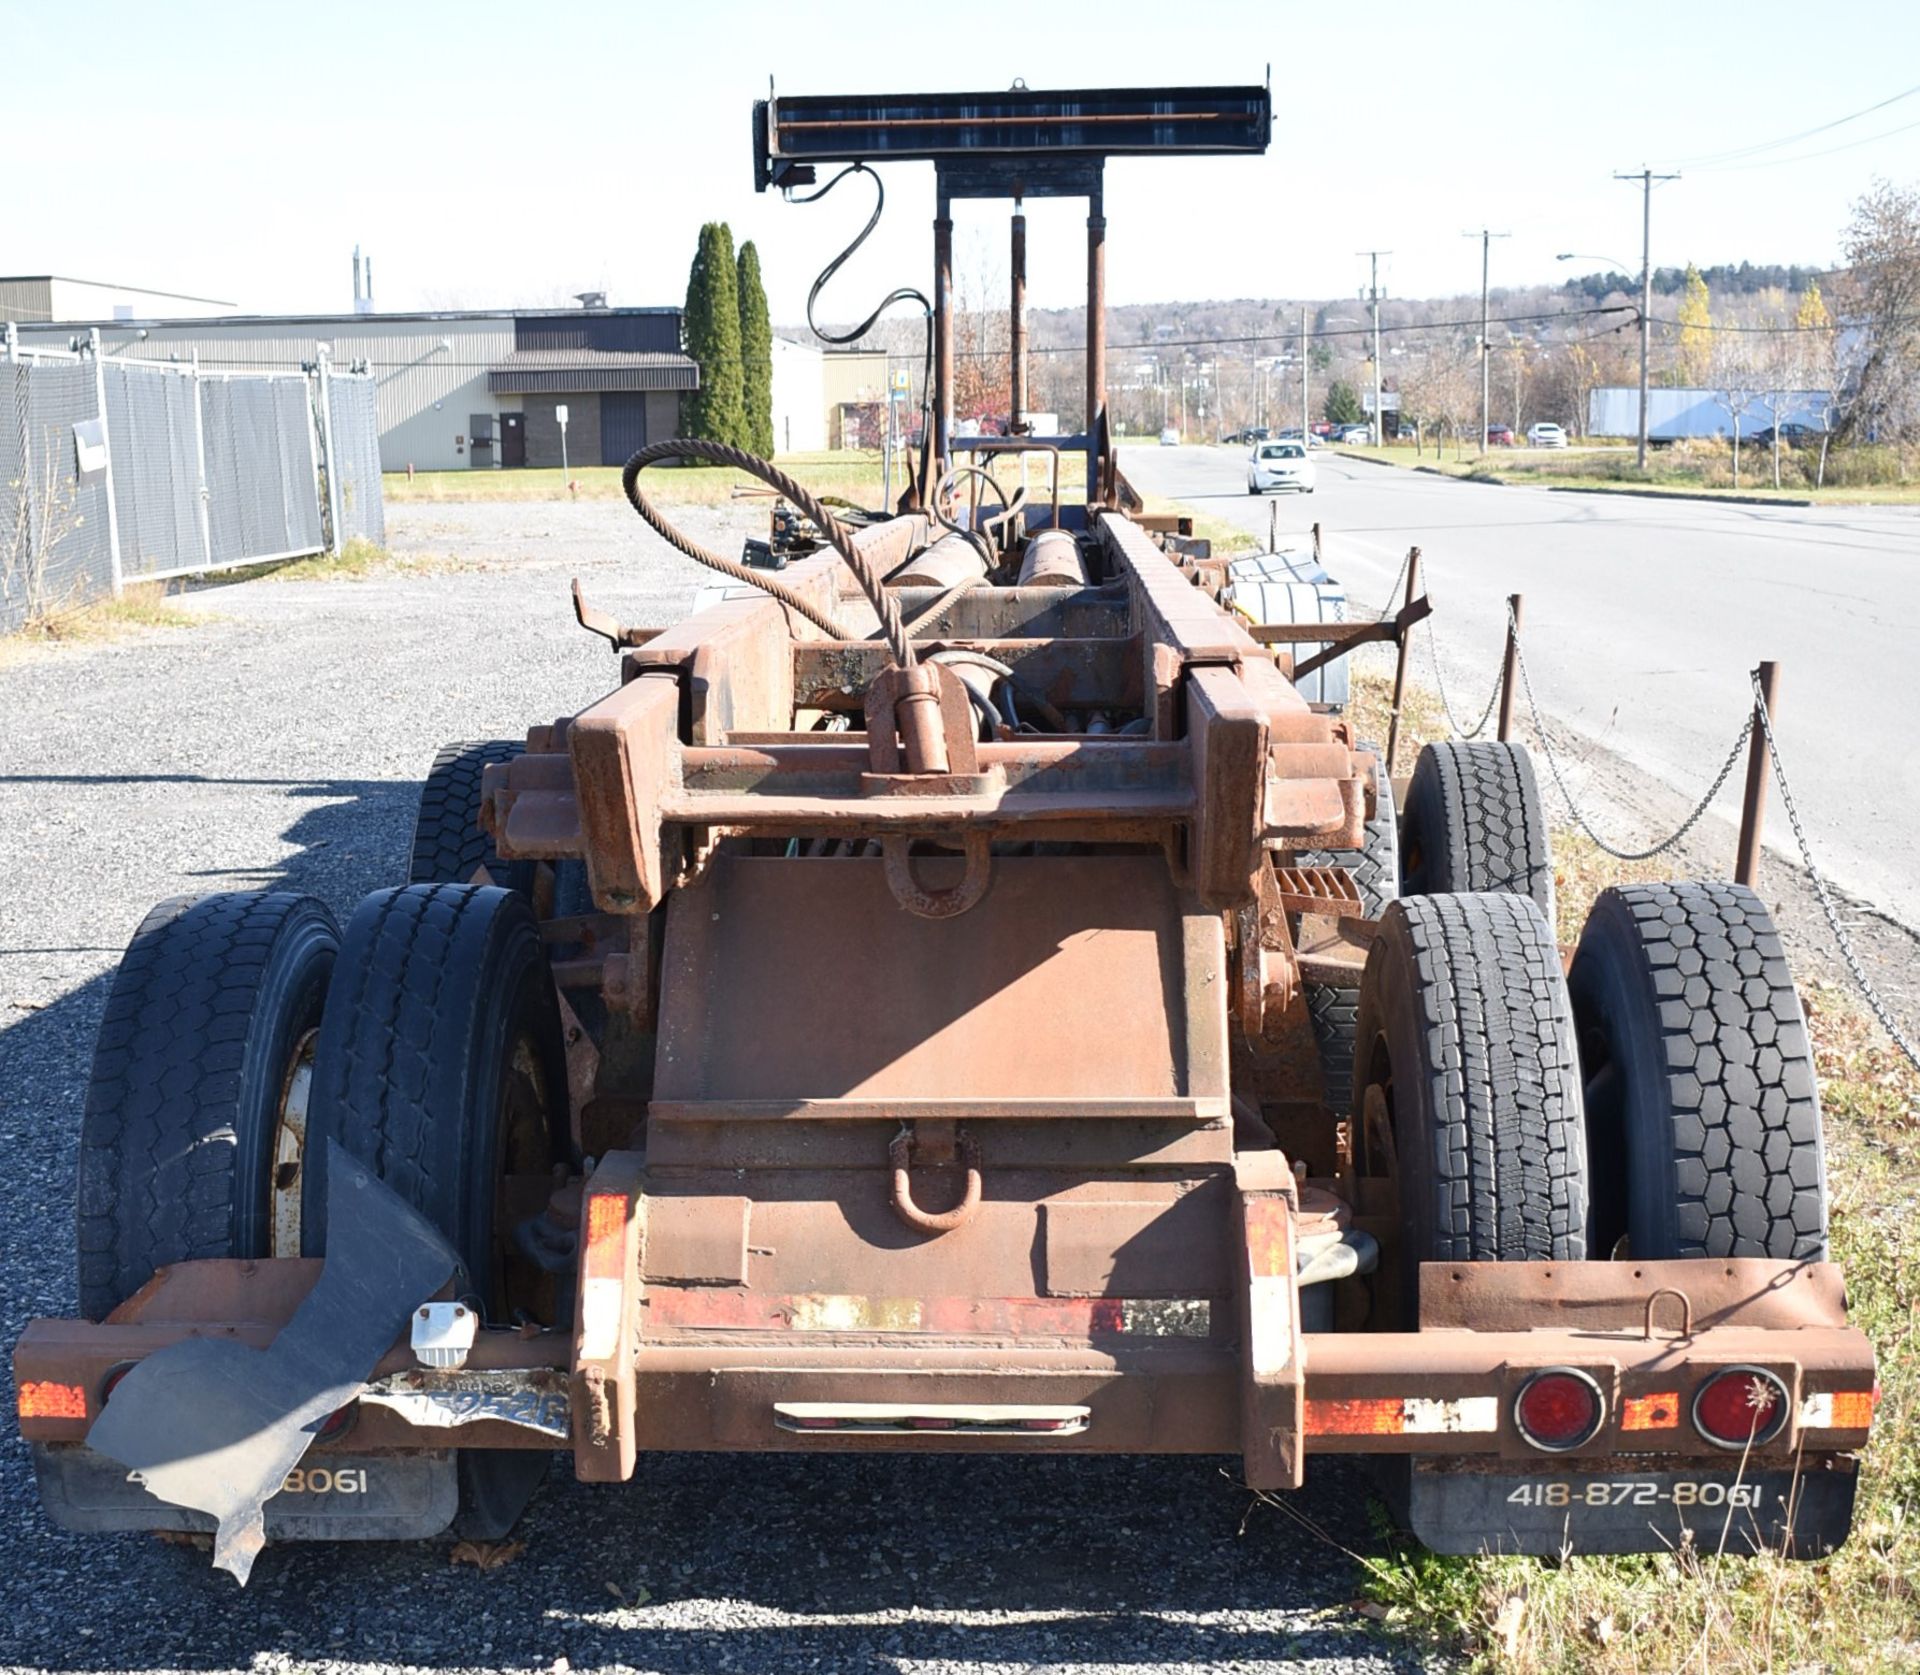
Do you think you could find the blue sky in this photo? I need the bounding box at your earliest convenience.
[10,0,1919,320]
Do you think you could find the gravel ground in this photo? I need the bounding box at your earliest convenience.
[0,500,1430,1675]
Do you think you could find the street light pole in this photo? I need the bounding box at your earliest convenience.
[1300,306,1308,440]
[1614,167,1678,469]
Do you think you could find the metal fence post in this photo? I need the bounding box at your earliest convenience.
[1496,593,1524,743]
[1384,546,1422,776]
[88,328,125,595]
[1734,660,1780,887]
[189,351,213,568]
[315,346,342,555]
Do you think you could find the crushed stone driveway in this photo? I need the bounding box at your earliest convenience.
[0,498,1431,1675]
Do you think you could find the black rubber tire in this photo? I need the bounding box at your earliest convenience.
[1568,882,1827,1261]
[1356,893,1588,1309]
[1300,740,1399,1116]
[410,740,523,888]
[1400,740,1554,924]
[305,883,569,1538]
[76,892,338,1320]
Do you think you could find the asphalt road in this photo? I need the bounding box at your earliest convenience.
[0,501,1426,1675]
[1122,445,1920,931]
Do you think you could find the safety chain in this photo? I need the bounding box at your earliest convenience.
[1509,605,1754,863]
[1750,675,1920,1071]
[1426,618,1501,740]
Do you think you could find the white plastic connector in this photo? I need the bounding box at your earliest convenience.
[410,1301,477,1371]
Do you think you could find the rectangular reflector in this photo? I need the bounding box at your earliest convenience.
[18,1381,87,1421]
[1800,1389,1876,1431]
[1306,1396,1499,1437]
[1621,1392,1682,1431]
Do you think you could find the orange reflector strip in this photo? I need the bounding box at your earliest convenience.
[1830,1389,1876,1429]
[1621,1391,1681,1431]
[1305,1397,1405,1436]
[584,1193,626,1267]
[18,1380,87,1420]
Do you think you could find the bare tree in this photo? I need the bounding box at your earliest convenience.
[1708,329,1766,488]
[1840,179,1920,441]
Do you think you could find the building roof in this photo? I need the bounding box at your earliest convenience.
[487,349,699,395]
[2,274,239,306]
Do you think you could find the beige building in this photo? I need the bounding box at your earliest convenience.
[7,301,694,473]
[0,274,236,324]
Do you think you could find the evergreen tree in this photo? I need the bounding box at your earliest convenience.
[1324,380,1364,426]
[736,240,775,457]
[682,222,747,446]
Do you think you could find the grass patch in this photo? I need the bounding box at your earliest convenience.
[190,538,412,588]
[385,449,1090,510]
[1332,442,1920,505]
[1,582,199,665]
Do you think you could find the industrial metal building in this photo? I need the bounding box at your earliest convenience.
[4,299,698,473]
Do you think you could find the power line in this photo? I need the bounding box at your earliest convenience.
[1694,113,1920,173]
[1662,82,1920,168]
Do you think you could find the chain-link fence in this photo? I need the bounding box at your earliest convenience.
[323,367,385,549]
[1,333,382,631]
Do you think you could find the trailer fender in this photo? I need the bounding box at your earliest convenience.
[83,1141,461,1584]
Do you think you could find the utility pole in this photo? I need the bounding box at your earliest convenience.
[1300,306,1309,440]
[1358,250,1391,443]
[1615,167,1679,469]
[1463,228,1509,452]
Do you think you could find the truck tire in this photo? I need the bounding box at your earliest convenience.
[305,883,569,1537]
[1299,741,1398,1115]
[1400,740,1554,924]
[1356,893,1588,1307]
[410,740,524,888]
[76,892,339,1320]
[1568,883,1827,1261]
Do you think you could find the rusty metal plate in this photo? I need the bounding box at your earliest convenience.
[653,854,1226,1109]
[643,1195,751,1286]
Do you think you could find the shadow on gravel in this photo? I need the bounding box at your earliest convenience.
[1,777,1419,1674]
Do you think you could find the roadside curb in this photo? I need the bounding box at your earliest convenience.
[1544,484,1815,507]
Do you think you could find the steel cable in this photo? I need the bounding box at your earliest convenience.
[621,439,915,665]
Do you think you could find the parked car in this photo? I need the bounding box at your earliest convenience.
[1485,423,1516,446]
[1333,423,1372,445]
[1527,422,1568,448]
[1750,421,1823,448]
[1158,426,1181,446]
[1247,440,1317,495]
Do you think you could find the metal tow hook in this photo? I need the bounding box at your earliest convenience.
[889,1122,983,1235]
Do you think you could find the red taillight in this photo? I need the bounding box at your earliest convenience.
[1693,1368,1789,1450]
[1513,1369,1605,1452]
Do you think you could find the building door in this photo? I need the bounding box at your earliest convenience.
[500,412,526,468]
[469,413,495,469]
[599,392,649,466]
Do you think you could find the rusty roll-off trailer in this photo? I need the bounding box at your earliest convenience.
[16,82,1872,1583]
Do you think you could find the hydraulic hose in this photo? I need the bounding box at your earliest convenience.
[621,439,916,666]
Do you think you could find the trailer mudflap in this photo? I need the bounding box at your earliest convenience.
[81,1143,461,1583]
[31,1444,458,1541]
[1395,1453,1859,1558]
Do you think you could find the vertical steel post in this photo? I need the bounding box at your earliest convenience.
[190,351,214,567]
[1735,661,1781,887]
[88,328,124,595]
[1384,547,1422,776]
[315,346,343,555]
[1497,593,1524,743]
[1009,202,1027,431]
[1086,173,1107,491]
[933,191,954,478]
[1299,307,1308,440]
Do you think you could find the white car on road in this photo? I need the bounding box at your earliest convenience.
[1527,422,1569,448]
[1247,440,1316,494]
